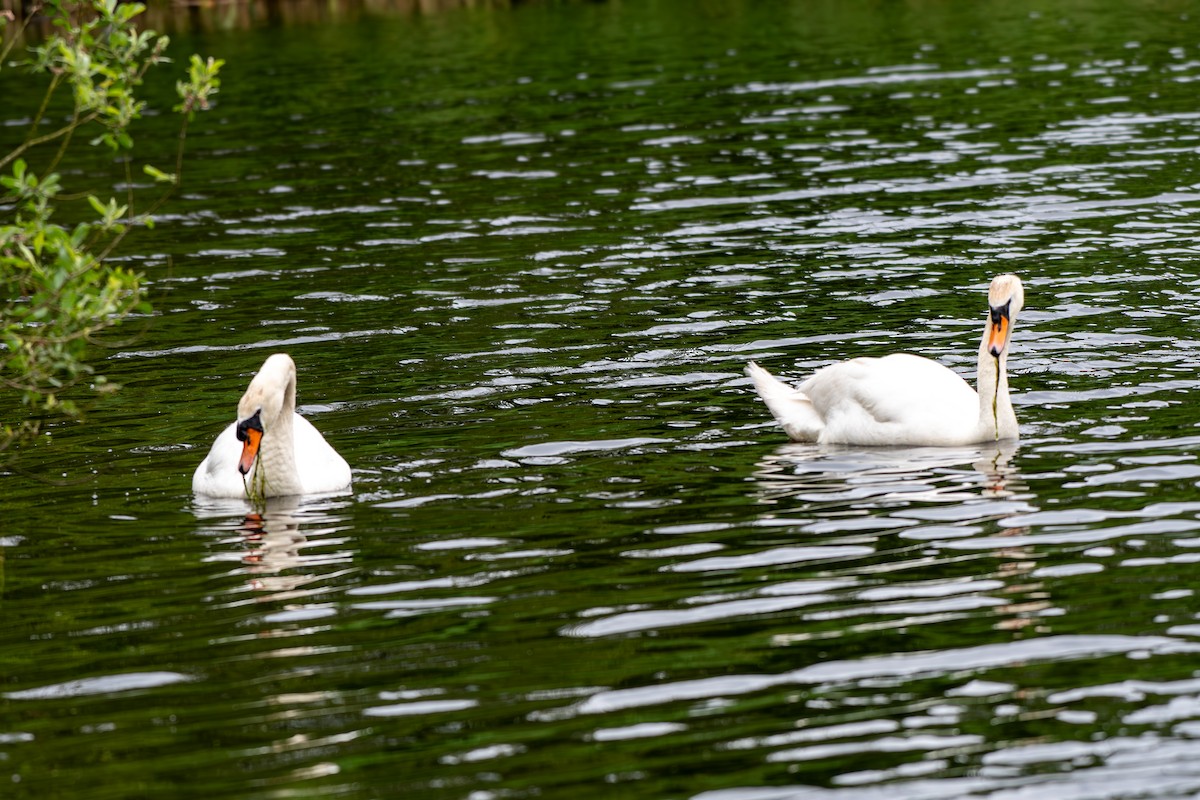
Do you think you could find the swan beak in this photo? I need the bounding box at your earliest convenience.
[987,301,1011,358]
[235,411,264,476]
[238,429,262,475]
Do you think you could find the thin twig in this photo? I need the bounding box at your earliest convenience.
[0,110,102,171]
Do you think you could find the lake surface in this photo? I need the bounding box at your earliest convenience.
[8,0,1200,797]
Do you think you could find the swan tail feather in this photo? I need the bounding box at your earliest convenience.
[745,361,823,442]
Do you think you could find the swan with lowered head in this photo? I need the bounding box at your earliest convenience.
[192,353,352,498]
[746,274,1025,446]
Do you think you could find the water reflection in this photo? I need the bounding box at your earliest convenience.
[753,440,1023,505]
[0,0,519,37]
[192,495,355,602]
[757,441,1056,636]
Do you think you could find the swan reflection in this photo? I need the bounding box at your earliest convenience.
[191,495,355,600]
[750,439,1047,634]
[752,440,1022,504]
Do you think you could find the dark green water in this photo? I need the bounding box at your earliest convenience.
[8,0,1200,797]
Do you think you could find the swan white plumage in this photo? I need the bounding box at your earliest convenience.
[192,353,352,498]
[746,274,1025,446]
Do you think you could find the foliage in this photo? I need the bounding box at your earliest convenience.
[0,0,222,453]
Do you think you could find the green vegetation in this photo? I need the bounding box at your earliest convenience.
[0,0,221,453]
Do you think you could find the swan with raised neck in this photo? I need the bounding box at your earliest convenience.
[746,274,1025,446]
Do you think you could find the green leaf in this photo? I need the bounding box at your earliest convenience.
[143,164,176,184]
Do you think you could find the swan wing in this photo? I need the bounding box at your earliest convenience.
[192,422,247,498]
[746,361,824,441]
[799,353,981,445]
[292,414,353,494]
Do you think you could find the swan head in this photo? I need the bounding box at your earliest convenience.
[234,353,297,475]
[985,274,1024,359]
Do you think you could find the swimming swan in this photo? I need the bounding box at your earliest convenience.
[746,274,1025,446]
[192,353,352,498]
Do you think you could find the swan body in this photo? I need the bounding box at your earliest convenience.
[192,353,352,498]
[746,274,1024,446]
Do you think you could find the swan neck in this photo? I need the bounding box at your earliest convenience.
[263,372,297,451]
[976,339,1015,440]
[252,373,301,495]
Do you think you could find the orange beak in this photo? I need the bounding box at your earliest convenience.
[987,308,1010,357]
[238,427,262,475]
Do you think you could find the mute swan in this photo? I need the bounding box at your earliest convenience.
[192,353,352,498]
[746,274,1024,446]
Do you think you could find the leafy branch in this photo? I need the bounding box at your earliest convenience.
[0,0,223,453]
